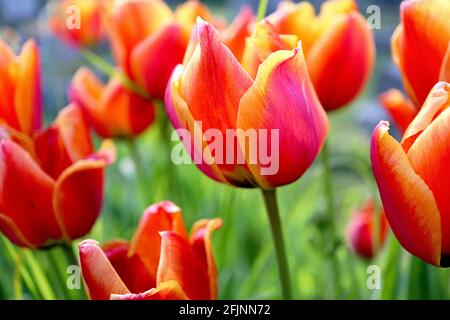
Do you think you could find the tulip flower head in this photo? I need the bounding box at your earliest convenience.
[379,89,418,134]
[69,67,156,138]
[346,200,389,260]
[79,201,222,300]
[267,0,375,111]
[0,104,115,248]
[371,81,450,267]
[392,0,450,107]
[0,39,42,137]
[165,18,328,189]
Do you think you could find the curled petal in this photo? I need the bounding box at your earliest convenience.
[53,140,115,240]
[371,121,441,266]
[79,240,130,300]
[379,89,418,133]
[128,201,188,282]
[111,281,188,300]
[237,47,328,189]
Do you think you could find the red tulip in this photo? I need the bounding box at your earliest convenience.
[267,0,375,111]
[379,89,418,133]
[49,0,109,47]
[69,67,155,138]
[346,200,389,260]
[165,19,328,189]
[0,39,42,137]
[371,81,450,267]
[0,104,115,248]
[392,0,450,106]
[79,201,222,300]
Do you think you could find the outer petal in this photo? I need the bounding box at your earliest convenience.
[393,0,450,105]
[306,12,375,111]
[379,89,418,133]
[79,240,130,300]
[111,281,188,300]
[370,121,441,266]
[405,83,450,255]
[130,22,187,100]
[0,138,61,247]
[53,140,115,240]
[189,219,222,300]
[157,232,211,300]
[439,42,450,83]
[237,47,329,189]
[0,41,18,131]
[128,201,188,282]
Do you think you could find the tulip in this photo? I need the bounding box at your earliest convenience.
[79,201,222,300]
[49,0,109,47]
[267,0,375,111]
[165,18,328,189]
[69,67,155,138]
[107,0,217,100]
[371,81,450,267]
[0,39,42,137]
[379,89,418,133]
[346,200,389,260]
[0,104,115,248]
[392,0,450,107]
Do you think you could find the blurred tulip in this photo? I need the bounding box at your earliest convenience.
[0,104,115,248]
[0,39,42,136]
[392,0,450,106]
[69,67,155,138]
[79,201,222,300]
[49,0,109,47]
[107,0,217,100]
[379,89,418,133]
[346,200,389,260]
[165,19,328,189]
[371,81,450,267]
[267,0,375,111]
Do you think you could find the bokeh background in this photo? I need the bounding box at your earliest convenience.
[1,0,449,300]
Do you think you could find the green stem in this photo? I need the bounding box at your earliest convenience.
[62,243,78,268]
[261,188,292,299]
[13,249,24,300]
[79,48,150,99]
[257,0,270,21]
[127,138,150,204]
[321,140,340,298]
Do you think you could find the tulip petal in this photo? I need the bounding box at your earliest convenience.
[0,41,19,132]
[53,140,115,240]
[440,43,450,82]
[111,280,188,300]
[371,121,441,266]
[0,138,61,247]
[131,22,187,99]
[79,240,130,300]
[189,218,222,299]
[157,231,211,300]
[379,89,418,133]
[306,12,375,110]
[237,47,328,189]
[128,201,188,282]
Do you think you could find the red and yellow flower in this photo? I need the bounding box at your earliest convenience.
[371,81,450,267]
[379,89,418,133]
[79,201,222,300]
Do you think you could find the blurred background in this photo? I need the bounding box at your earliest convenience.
[2,0,449,300]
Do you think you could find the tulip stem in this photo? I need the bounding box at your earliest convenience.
[261,188,292,299]
[127,138,150,204]
[62,243,78,268]
[321,140,341,298]
[13,249,24,300]
[79,48,150,99]
[257,0,270,21]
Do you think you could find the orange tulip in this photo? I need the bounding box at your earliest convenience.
[379,89,418,133]
[107,0,217,100]
[79,201,222,300]
[346,200,389,260]
[49,0,109,47]
[267,0,375,111]
[165,19,328,189]
[69,67,155,138]
[0,39,42,137]
[392,0,450,107]
[0,104,115,248]
[371,81,450,267]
